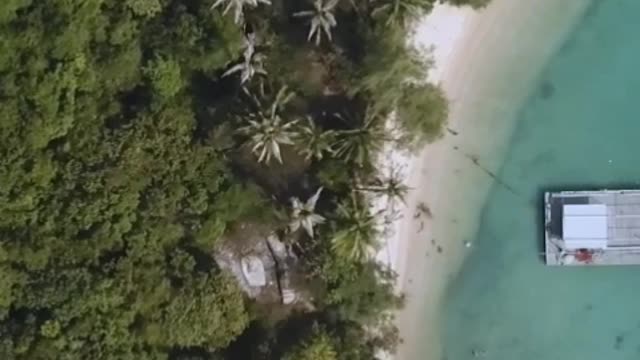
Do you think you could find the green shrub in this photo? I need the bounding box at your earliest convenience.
[396,82,448,148]
[144,56,185,99]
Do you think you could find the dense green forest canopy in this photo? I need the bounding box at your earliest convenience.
[0,0,486,359]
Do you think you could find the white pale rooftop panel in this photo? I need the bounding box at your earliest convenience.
[562,204,608,250]
[563,204,607,216]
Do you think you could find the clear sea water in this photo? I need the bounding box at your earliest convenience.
[442,1,640,359]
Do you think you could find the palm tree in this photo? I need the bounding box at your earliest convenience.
[371,0,434,27]
[295,116,336,161]
[293,0,340,45]
[223,34,267,84]
[334,109,387,167]
[357,166,410,204]
[238,86,298,163]
[223,53,266,85]
[211,0,271,24]
[331,197,378,262]
[289,187,325,238]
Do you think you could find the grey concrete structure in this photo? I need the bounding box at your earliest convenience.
[545,190,640,266]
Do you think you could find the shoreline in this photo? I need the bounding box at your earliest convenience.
[374,3,475,288]
[377,1,594,359]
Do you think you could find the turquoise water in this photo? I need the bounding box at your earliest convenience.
[442,1,640,359]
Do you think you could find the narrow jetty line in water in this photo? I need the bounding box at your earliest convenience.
[464,152,520,198]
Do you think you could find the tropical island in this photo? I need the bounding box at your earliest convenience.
[0,0,487,359]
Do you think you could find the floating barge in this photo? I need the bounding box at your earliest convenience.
[544,190,640,266]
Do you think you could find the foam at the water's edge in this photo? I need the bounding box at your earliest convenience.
[401,1,595,360]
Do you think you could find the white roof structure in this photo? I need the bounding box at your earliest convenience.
[562,204,608,250]
[241,256,266,287]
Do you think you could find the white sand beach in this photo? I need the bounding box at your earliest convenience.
[376,1,593,359]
